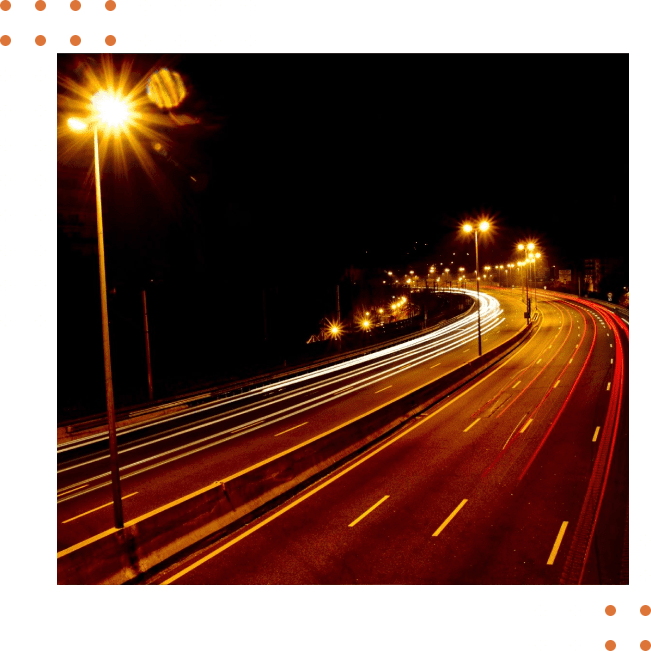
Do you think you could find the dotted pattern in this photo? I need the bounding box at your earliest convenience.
[0,0,640,651]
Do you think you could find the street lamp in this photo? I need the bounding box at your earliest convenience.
[462,218,490,356]
[67,90,134,529]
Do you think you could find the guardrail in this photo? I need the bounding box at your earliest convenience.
[58,316,535,584]
[59,297,475,435]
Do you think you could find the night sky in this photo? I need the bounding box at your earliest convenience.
[57,54,628,417]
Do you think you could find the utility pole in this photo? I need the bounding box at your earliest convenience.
[142,289,153,401]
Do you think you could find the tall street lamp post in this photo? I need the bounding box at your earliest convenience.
[68,90,133,529]
[463,218,490,356]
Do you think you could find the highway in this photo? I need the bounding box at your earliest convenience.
[143,291,628,584]
[57,288,628,585]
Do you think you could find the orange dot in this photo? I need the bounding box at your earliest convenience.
[105,0,115,9]
[35,34,46,45]
[70,0,80,10]
[605,605,616,616]
[1,1,11,11]
[642,605,651,616]
[606,642,616,651]
[0,34,10,46]
[70,35,81,46]
[641,642,651,651]
[105,34,116,46]
[35,0,45,10]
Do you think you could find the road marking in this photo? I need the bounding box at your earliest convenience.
[375,385,392,393]
[606,382,611,391]
[57,483,88,497]
[430,363,441,369]
[274,422,308,437]
[231,418,266,433]
[462,349,470,353]
[520,418,533,434]
[463,418,481,432]
[537,358,542,364]
[569,358,573,364]
[575,344,578,348]
[433,499,468,537]
[610,344,612,347]
[553,380,560,389]
[62,492,138,524]
[547,521,569,565]
[592,426,601,442]
[348,495,390,527]
[610,358,613,364]
[512,381,521,389]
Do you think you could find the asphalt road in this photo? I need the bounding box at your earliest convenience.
[57,288,521,551]
[143,291,628,584]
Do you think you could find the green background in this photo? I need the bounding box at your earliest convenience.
[0,0,651,651]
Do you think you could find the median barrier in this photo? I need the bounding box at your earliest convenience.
[58,317,537,585]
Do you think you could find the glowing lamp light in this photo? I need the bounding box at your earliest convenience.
[462,223,473,233]
[67,117,88,132]
[92,90,129,127]
[527,242,535,251]
[479,221,490,232]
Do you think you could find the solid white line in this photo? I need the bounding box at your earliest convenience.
[348,495,390,527]
[463,418,481,432]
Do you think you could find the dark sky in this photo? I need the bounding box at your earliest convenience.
[57,54,628,414]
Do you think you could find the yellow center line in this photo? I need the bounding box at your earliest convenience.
[62,492,138,524]
[569,358,573,364]
[432,499,468,537]
[512,381,521,389]
[274,422,309,437]
[547,521,569,564]
[520,418,533,434]
[537,358,542,364]
[375,385,392,394]
[592,426,601,442]
[553,380,560,389]
[57,483,88,497]
[430,362,441,369]
[463,418,481,432]
[348,495,390,527]
[606,382,611,391]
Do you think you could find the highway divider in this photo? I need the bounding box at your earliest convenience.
[58,317,537,584]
